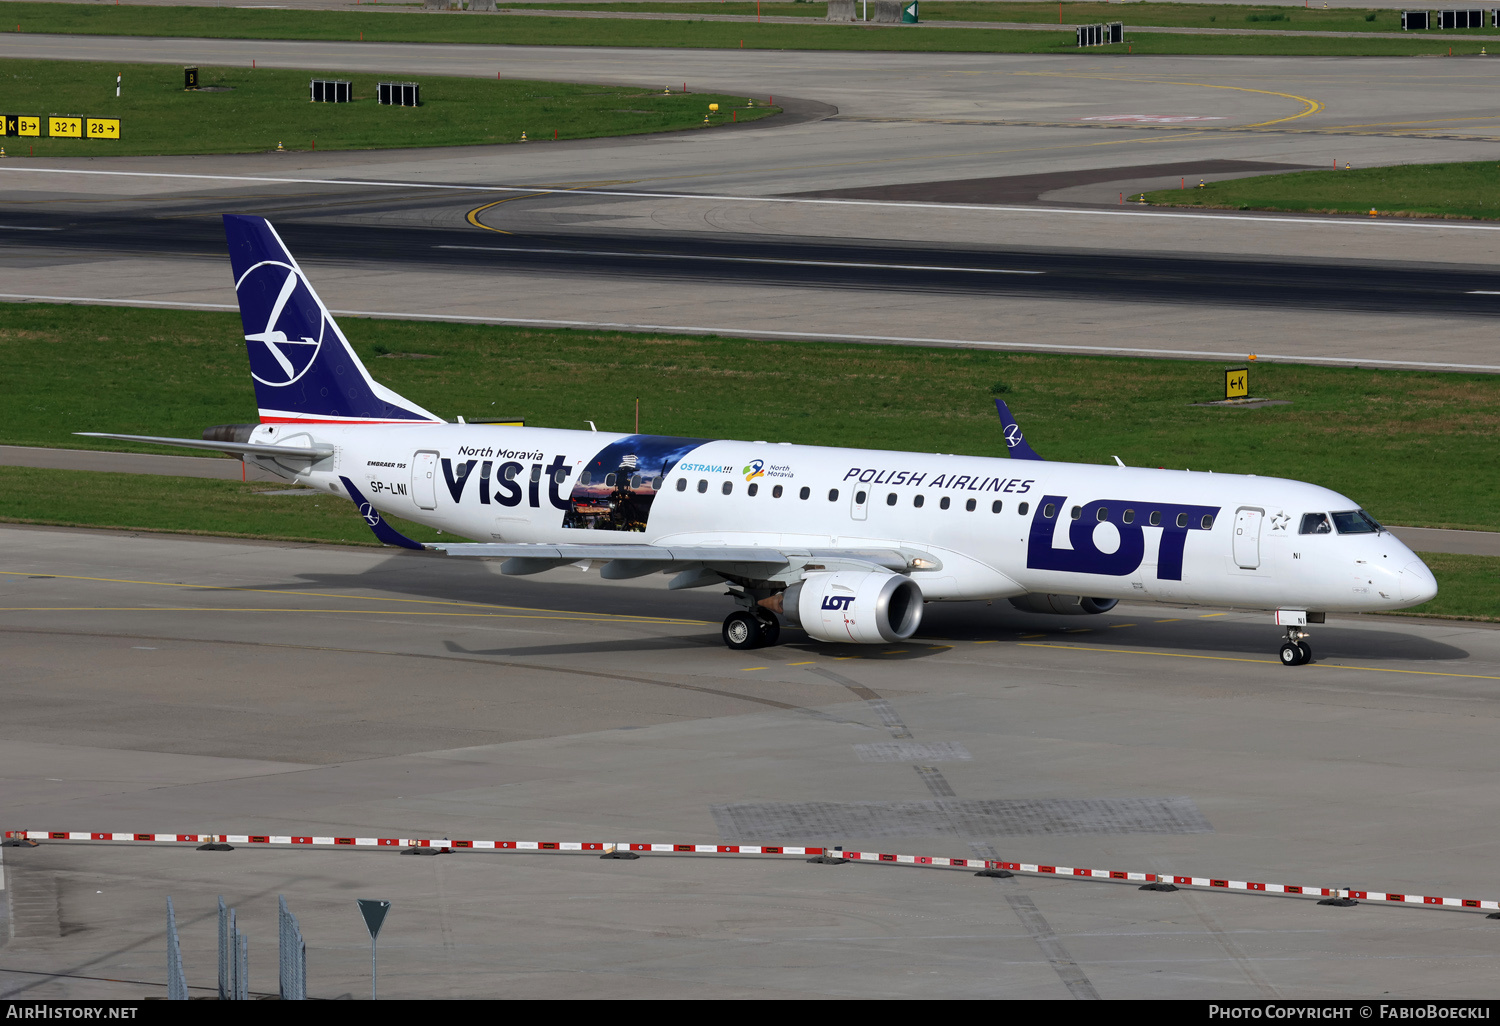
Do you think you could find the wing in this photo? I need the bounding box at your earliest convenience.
[430,541,942,584]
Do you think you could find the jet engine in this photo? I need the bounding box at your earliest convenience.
[783,570,924,644]
[1009,594,1118,615]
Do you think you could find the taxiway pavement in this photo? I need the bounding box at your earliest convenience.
[2,524,1499,999]
[5,39,1500,369]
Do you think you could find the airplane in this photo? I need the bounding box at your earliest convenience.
[79,215,1439,666]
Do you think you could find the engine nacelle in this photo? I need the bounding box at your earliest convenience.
[1009,594,1118,616]
[784,570,924,644]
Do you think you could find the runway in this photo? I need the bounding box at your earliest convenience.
[5,38,1500,368]
[3,524,1500,999]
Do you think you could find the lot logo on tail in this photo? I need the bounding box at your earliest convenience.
[237,261,328,387]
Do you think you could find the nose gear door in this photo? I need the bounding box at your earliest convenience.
[1233,506,1264,569]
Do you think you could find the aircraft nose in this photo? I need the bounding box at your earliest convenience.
[1399,560,1438,605]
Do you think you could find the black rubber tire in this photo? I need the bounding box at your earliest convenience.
[1279,642,1302,666]
[758,618,781,647]
[1297,641,1312,665]
[723,611,763,650]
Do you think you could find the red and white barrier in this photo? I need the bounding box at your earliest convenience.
[8,830,1496,915]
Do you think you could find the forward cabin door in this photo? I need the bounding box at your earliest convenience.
[412,451,439,510]
[1233,506,1264,569]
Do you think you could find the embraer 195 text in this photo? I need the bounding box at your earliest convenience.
[83,216,1439,665]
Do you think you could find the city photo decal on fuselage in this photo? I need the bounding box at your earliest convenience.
[562,434,710,532]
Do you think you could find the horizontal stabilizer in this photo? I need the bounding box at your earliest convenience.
[75,432,335,460]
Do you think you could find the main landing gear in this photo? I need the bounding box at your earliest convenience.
[722,610,781,650]
[1278,627,1313,667]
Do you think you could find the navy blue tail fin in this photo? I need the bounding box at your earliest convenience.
[995,399,1044,461]
[224,214,441,424]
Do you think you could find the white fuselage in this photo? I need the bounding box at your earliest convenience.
[249,422,1436,615]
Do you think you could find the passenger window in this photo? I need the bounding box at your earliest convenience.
[1332,510,1379,534]
[991,500,1002,514]
[965,498,976,512]
[531,465,543,482]
[604,473,616,487]
[773,485,783,498]
[1097,507,1109,521]
[503,465,519,481]
[914,495,925,508]
[722,481,733,495]
[652,476,663,489]
[1149,511,1161,526]
[697,479,708,494]
[555,470,569,485]
[1201,514,1214,530]
[1300,513,1331,535]
[828,488,839,502]
[855,490,867,504]
[886,492,897,506]
[1070,506,1081,520]
[1043,503,1056,519]
[676,478,687,492]
[1122,509,1134,524]
[1018,501,1029,515]
[630,474,642,489]
[799,486,810,500]
[748,483,759,497]
[579,471,592,486]
[940,496,951,510]
[1176,513,1188,528]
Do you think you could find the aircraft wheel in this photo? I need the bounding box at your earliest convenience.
[1297,641,1312,665]
[1279,642,1304,667]
[723,611,763,650]
[758,617,781,647]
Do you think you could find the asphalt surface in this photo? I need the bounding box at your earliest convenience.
[7,39,1500,368]
[2,524,1499,999]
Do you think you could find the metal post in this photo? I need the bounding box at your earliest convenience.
[236,929,249,1000]
[372,936,378,1000]
[165,897,187,1000]
[217,897,229,1000]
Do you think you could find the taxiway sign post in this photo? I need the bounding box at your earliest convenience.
[357,899,391,1000]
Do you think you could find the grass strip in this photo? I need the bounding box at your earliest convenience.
[0,464,444,546]
[3,466,1492,624]
[0,58,775,157]
[3,302,1497,532]
[505,1,1500,35]
[1,2,1495,55]
[1143,160,1500,220]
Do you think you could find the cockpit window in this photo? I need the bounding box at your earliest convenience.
[1332,509,1381,535]
[1300,513,1331,535]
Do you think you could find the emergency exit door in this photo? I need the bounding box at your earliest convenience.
[1233,507,1263,569]
[412,451,439,509]
[850,486,869,521]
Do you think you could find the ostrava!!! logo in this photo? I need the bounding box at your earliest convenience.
[821,595,854,611]
[1027,495,1220,580]
[743,459,766,482]
[237,261,326,387]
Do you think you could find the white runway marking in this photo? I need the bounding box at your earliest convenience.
[436,244,1043,275]
[4,292,1496,372]
[0,225,61,231]
[9,166,1500,233]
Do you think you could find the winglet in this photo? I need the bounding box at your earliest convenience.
[340,476,424,550]
[995,399,1043,461]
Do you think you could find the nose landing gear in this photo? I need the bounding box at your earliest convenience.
[1278,628,1313,666]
